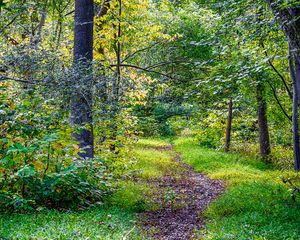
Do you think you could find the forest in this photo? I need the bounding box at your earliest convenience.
[1,0,300,239]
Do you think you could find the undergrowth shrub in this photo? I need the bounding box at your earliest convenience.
[195,112,225,148]
[136,116,160,137]
[134,103,190,137]
[0,84,113,212]
[1,159,112,211]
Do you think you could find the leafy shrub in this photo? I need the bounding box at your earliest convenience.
[195,112,225,148]
[0,191,34,212]
[134,103,190,137]
[0,157,112,212]
[0,84,112,212]
[137,116,160,137]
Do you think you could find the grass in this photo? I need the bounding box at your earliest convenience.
[174,137,300,240]
[133,138,182,179]
[0,207,140,239]
[0,138,175,239]
[2,137,300,239]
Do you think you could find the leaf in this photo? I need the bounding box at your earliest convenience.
[54,143,63,150]
[9,101,14,110]
[73,144,79,152]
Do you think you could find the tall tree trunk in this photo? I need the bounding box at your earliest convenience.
[290,47,300,170]
[256,83,271,162]
[267,1,300,170]
[109,0,122,152]
[225,98,233,152]
[71,0,94,158]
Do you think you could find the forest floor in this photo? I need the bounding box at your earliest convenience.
[140,144,224,239]
[1,137,300,239]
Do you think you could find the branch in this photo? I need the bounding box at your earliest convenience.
[64,10,75,17]
[110,64,175,79]
[267,80,292,122]
[121,42,160,63]
[0,13,21,34]
[261,41,293,100]
[0,75,33,84]
[97,0,112,17]
[145,60,188,70]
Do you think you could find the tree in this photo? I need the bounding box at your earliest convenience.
[71,0,94,158]
[225,98,233,152]
[267,0,300,170]
[257,82,271,161]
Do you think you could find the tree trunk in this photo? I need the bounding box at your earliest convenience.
[267,1,300,170]
[225,98,233,152]
[71,0,94,158]
[289,47,300,170]
[256,83,271,162]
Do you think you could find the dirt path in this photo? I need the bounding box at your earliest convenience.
[140,145,224,240]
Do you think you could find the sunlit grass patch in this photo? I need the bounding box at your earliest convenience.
[174,137,270,176]
[203,182,300,240]
[110,181,157,211]
[135,138,170,149]
[132,138,182,180]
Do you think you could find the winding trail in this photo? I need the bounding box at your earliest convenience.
[140,144,224,240]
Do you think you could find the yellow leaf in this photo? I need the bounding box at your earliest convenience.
[54,143,62,150]
[9,101,15,110]
[73,144,79,152]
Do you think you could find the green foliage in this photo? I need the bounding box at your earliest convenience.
[137,116,161,137]
[0,0,299,236]
[0,85,112,212]
[1,159,112,211]
[135,103,191,137]
[195,111,225,149]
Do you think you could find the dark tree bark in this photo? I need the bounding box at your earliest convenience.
[71,0,94,158]
[225,98,233,152]
[290,47,300,170]
[267,0,300,170]
[256,83,271,162]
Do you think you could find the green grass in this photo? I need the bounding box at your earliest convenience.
[133,138,182,179]
[0,138,175,239]
[174,137,300,240]
[0,207,140,239]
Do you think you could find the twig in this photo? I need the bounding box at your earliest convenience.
[0,75,33,84]
[122,226,136,240]
[267,80,292,121]
[121,42,160,63]
[110,63,175,79]
[261,41,293,100]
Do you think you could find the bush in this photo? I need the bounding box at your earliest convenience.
[195,112,225,149]
[0,158,112,212]
[0,85,112,212]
